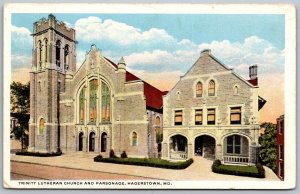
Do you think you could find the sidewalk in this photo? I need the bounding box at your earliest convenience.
[11,152,280,181]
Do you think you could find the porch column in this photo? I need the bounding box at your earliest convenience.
[188,143,193,158]
[250,145,259,164]
[162,142,168,159]
[215,143,223,160]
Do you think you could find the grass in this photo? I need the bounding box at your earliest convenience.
[211,160,265,178]
[217,164,259,174]
[94,155,193,169]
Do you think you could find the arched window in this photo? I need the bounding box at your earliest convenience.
[155,116,161,126]
[39,118,45,134]
[64,44,69,70]
[101,82,110,122]
[196,82,203,97]
[225,135,249,155]
[44,38,48,63]
[79,87,86,123]
[208,80,215,96]
[176,91,180,100]
[234,85,238,95]
[38,40,42,68]
[89,79,98,123]
[132,132,138,146]
[56,40,61,67]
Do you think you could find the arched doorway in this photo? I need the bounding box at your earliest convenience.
[78,132,84,151]
[169,134,188,159]
[101,132,107,152]
[194,135,215,159]
[89,132,95,152]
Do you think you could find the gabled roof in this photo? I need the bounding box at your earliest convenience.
[105,57,164,111]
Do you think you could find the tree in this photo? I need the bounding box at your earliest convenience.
[10,81,30,150]
[259,122,277,172]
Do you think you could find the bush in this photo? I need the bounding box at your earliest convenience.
[211,160,265,178]
[16,150,62,157]
[94,154,103,161]
[120,151,128,158]
[256,163,266,178]
[211,159,221,171]
[94,156,193,170]
[109,149,117,158]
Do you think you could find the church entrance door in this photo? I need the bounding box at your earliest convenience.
[101,132,107,152]
[79,132,84,151]
[89,132,95,152]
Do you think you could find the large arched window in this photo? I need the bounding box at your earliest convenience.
[39,118,45,134]
[132,132,138,146]
[89,79,98,123]
[55,40,61,67]
[101,82,110,122]
[44,38,48,63]
[196,82,203,97]
[64,44,69,70]
[208,80,215,96]
[79,87,86,123]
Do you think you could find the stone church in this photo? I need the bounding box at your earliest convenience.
[28,14,165,158]
[28,14,266,164]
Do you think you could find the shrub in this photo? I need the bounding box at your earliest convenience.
[16,151,62,157]
[120,151,128,158]
[256,163,266,178]
[211,159,221,171]
[109,149,117,158]
[94,156,193,170]
[94,154,103,162]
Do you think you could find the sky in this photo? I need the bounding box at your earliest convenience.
[11,13,285,123]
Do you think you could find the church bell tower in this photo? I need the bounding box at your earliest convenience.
[28,14,76,153]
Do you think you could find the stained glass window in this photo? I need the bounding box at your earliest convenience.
[89,79,98,123]
[79,87,85,123]
[101,82,110,122]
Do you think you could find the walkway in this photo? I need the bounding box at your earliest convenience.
[11,153,280,181]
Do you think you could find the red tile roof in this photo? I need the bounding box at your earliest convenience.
[105,57,165,111]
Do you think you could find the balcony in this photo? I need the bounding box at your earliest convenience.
[170,151,188,160]
[223,156,250,165]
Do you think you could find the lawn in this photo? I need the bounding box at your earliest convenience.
[217,164,259,174]
[211,160,265,178]
[94,155,193,169]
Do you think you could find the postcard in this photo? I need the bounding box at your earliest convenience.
[3,3,296,189]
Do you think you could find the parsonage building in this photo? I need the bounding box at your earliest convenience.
[28,14,266,164]
[161,50,266,164]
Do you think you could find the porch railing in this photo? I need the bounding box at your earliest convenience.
[170,151,188,160]
[223,156,250,164]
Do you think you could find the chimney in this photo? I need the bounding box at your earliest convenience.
[248,65,258,86]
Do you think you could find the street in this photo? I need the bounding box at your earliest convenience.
[11,161,154,180]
